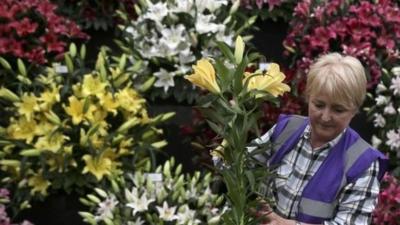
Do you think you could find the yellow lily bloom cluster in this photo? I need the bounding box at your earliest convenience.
[185,59,290,98]
[0,64,165,197]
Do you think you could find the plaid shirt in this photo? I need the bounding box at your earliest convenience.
[253,125,380,225]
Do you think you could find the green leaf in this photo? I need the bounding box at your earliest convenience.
[245,170,255,191]
[139,76,155,92]
[233,56,248,95]
[214,58,232,91]
[206,120,223,135]
[217,41,235,63]
[119,54,127,70]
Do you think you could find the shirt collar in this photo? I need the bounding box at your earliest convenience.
[303,125,345,150]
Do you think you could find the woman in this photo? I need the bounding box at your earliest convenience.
[253,53,388,225]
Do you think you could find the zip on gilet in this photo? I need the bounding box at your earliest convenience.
[268,114,388,224]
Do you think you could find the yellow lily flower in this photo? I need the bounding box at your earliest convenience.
[28,173,51,196]
[34,132,68,152]
[81,74,107,97]
[116,88,145,114]
[64,96,85,125]
[244,63,290,98]
[98,92,119,115]
[82,154,112,181]
[35,120,57,136]
[184,59,221,94]
[38,85,60,110]
[7,117,37,143]
[15,93,40,121]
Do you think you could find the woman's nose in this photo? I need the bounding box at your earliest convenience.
[321,109,332,121]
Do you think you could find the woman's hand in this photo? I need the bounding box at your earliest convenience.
[261,211,296,225]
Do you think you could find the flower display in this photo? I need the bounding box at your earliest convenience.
[0,0,88,64]
[283,0,400,91]
[117,0,257,102]
[372,173,400,225]
[185,36,290,224]
[0,45,172,214]
[367,66,400,173]
[79,158,225,225]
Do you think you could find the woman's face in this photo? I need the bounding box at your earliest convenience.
[308,93,357,145]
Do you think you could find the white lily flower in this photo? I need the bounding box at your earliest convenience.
[177,205,200,225]
[95,195,118,221]
[371,135,382,148]
[375,95,389,106]
[373,113,386,128]
[195,0,227,12]
[376,82,387,93]
[154,68,176,92]
[156,201,178,221]
[159,25,188,55]
[126,218,145,225]
[384,103,397,115]
[390,76,400,96]
[391,66,400,76]
[172,0,194,13]
[386,129,400,150]
[215,28,234,46]
[178,49,196,64]
[125,189,155,216]
[195,14,220,34]
[143,2,169,22]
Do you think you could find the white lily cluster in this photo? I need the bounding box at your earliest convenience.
[369,66,400,159]
[121,0,251,101]
[79,158,226,225]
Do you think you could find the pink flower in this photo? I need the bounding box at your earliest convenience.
[373,174,400,225]
[0,0,88,64]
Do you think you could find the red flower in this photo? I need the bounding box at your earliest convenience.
[10,18,38,37]
[0,0,88,65]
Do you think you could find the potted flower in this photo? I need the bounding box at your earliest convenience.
[184,36,290,224]
[367,66,400,175]
[116,0,257,103]
[0,0,88,65]
[79,157,226,224]
[283,0,400,100]
[0,45,173,217]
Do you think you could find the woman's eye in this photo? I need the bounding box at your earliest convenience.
[314,103,324,108]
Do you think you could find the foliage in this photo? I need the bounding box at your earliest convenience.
[79,157,225,225]
[116,0,257,103]
[0,44,172,216]
[51,0,138,31]
[0,188,33,225]
[367,66,400,175]
[0,0,88,65]
[283,0,400,91]
[185,36,290,224]
[240,0,298,21]
[372,173,400,225]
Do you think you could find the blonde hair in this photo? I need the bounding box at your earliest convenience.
[305,52,367,109]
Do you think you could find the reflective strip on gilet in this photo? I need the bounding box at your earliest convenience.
[269,114,388,224]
